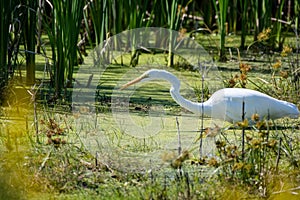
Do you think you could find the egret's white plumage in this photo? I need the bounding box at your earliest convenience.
[121,69,299,123]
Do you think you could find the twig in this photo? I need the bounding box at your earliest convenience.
[270,18,292,25]
[275,137,282,172]
[199,62,205,157]
[86,74,94,88]
[95,151,99,166]
[267,109,270,141]
[95,152,114,173]
[25,116,34,145]
[185,171,191,199]
[242,99,245,161]
[176,117,182,155]
[37,148,52,174]
[27,83,42,143]
[36,0,44,53]
[272,186,300,194]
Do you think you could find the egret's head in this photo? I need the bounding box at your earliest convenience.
[120,69,168,90]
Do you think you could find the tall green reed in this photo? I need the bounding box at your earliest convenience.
[252,0,260,41]
[0,0,11,100]
[166,0,183,67]
[23,0,37,85]
[199,1,214,30]
[83,0,109,47]
[240,0,248,49]
[212,0,229,61]
[0,0,31,101]
[249,0,287,50]
[228,0,237,34]
[261,0,272,33]
[295,1,299,31]
[272,0,285,49]
[47,0,84,97]
[111,0,123,35]
[126,0,153,67]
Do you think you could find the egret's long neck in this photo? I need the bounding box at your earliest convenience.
[162,71,211,116]
[170,87,211,116]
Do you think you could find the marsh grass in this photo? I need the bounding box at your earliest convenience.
[245,37,300,105]
[0,90,299,199]
[1,32,300,199]
[182,117,300,198]
[1,2,300,199]
[14,96,297,199]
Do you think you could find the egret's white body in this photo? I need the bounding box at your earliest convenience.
[121,69,299,123]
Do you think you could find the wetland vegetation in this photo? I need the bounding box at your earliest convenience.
[1,0,300,199]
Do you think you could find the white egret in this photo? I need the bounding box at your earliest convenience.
[120,69,299,123]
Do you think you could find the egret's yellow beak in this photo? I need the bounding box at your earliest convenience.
[120,75,145,90]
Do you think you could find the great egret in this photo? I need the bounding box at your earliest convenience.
[120,69,299,123]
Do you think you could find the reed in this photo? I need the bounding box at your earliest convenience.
[47,0,84,97]
[111,0,123,35]
[272,0,285,49]
[166,0,183,67]
[213,0,229,61]
[0,0,25,101]
[228,0,237,34]
[200,1,214,30]
[83,0,109,46]
[240,0,249,49]
[23,0,37,85]
[0,0,11,99]
[295,1,299,31]
[127,0,153,67]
